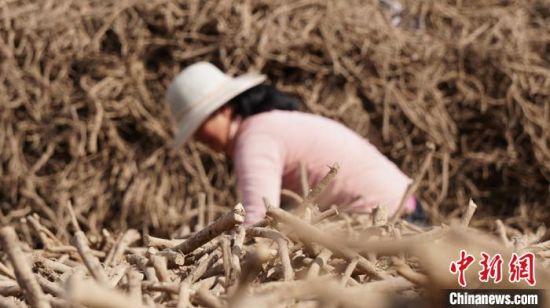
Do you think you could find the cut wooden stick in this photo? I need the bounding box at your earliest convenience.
[373,205,388,227]
[303,163,340,208]
[20,217,34,246]
[150,255,170,283]
[312,206,339,224]
[0,227,51,308]
[461,199,478,226]
[184,251,221,284]
[104,229,140,266]
[157,249,186,268]
[144,235,184,249]
[264,203,389,280]
[150,254,174,300]
[247,227,294,281]
[340,257,359,287]
[33,255,71,274]
[28,214,63,247]
[173,203,245,254]
[71,231,108,285]
[195,193,206,232]
[220,236,233,287]
[26,215,51,248]
[108,264,130,288]
[130,247,185,269]
[207,195,215,226]
[66,201,81,232]
[307,248,332,279]
[126,254,150,273]
[228,247,268,305]
[368,206,388,262]
[189,238,222,260]
[229,226,245,285]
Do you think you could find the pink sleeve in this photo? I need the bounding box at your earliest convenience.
[233,133,285,225]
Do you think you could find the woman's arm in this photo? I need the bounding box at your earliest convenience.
[233,133,285,225]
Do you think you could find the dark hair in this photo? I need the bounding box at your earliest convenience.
[230,84,301,118]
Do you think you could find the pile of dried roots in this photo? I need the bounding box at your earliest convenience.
[0,172,548,307]
[1,0,549,307]
[0,0,549,239]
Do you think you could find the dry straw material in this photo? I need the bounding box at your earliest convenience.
[0,0,548,240]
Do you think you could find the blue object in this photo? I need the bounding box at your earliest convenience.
[406,199,428,225]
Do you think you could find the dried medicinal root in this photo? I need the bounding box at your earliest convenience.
[72,231,108,285]
[0,202,548,308]
[145,235,185,249]
[174,204,245,254]
[461,199,478,227]
[0,2,546,305]
[265,204,389,280]
[247,227,294,281]
[0,227,50,308]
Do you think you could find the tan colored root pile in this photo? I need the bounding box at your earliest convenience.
[0,0,548,240]
[0,199,549,307]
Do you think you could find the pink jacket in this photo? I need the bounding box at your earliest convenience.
[230,110,414,225]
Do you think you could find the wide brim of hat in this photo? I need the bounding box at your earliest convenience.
[171,73,266,150]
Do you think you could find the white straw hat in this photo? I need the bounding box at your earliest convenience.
[166,62,266,150]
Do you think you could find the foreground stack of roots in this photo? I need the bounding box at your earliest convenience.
[0,170,549,307]
[0,0,548,238]
[1,1,549,305]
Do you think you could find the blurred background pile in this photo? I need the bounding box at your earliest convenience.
[0,0,548,240]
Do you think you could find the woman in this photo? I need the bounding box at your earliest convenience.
[166,62,419,226]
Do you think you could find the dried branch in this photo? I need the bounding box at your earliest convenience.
[71,231,108,285]
[247,227,294,281]
[144,235,184,249]
[184,251,221,284]
[174,204,245,254]
[265,203,389,280]
[303,163,340,208]
[0,227,50,308]
[461,199,478,227]
[307,248,332,279]
[104,229,140,266]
